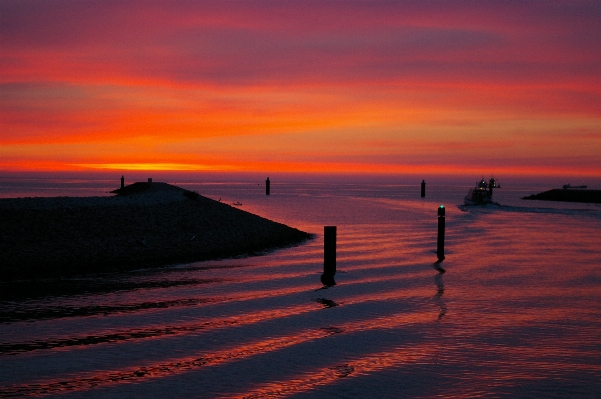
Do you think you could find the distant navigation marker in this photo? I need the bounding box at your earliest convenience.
[266,177,270,196]
[421,180,426,197]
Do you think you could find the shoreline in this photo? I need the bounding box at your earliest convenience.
[522,189,601,204]
[0,182,313,281]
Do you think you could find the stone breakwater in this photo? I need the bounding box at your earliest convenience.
[522,189,601,204]
[0,183,313,280]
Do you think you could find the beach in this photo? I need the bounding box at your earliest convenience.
[0,182,312,280]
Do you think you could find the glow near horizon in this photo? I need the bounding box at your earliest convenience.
[1,1,600,176]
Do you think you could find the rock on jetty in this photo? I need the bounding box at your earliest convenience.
[0,182,312,280]
[522,189,601,204]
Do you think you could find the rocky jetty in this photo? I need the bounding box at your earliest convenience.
[0,182,312,280]
[522,189,601,204]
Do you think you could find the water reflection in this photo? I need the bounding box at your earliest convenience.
[0,312,430,397]
[0,277,218,302]
[313,298,339,308]
[2,180,600,398]
[222,345,434,399]
[331,364,354,378]
[434,274,446,321]
[433,262,446,274]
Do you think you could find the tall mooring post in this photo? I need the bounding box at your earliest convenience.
[437,205,445,262]
[421,180,426,197]
[321,226,337,286]
[266,177,270,196]
[120,175,125,189]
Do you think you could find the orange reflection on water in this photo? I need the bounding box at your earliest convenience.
[430,340,601,399]
[0,310,433,397]
[223,345,435,399]
[224,331,601,399]
[18,282,435,356]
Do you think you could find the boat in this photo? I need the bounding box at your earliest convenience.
[232,201,242,206]
[562,184,587,190]
[464,177,500,205]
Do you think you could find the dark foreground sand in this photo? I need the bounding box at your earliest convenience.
[0,182,312,281]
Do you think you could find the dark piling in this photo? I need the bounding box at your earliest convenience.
[321,226,336,286]
[437,205,445,262]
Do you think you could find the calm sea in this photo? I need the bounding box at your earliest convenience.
[1,174,600,398]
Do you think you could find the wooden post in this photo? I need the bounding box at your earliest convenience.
[266,177,270,196]
[437,205,445,262]
[120,175,124,189]
[321,226,336,286]
[421,180,426,197]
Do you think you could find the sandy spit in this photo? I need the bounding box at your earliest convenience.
[0,183,313,281]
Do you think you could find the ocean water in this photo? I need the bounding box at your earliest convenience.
[1,176,601,398]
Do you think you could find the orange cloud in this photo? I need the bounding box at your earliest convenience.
[1,1,600,176]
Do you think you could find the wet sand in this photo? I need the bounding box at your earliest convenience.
[0,182,312,281]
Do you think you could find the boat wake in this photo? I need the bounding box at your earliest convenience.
[458,203,599,217]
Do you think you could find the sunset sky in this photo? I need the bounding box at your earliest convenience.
[1,0,600,176]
